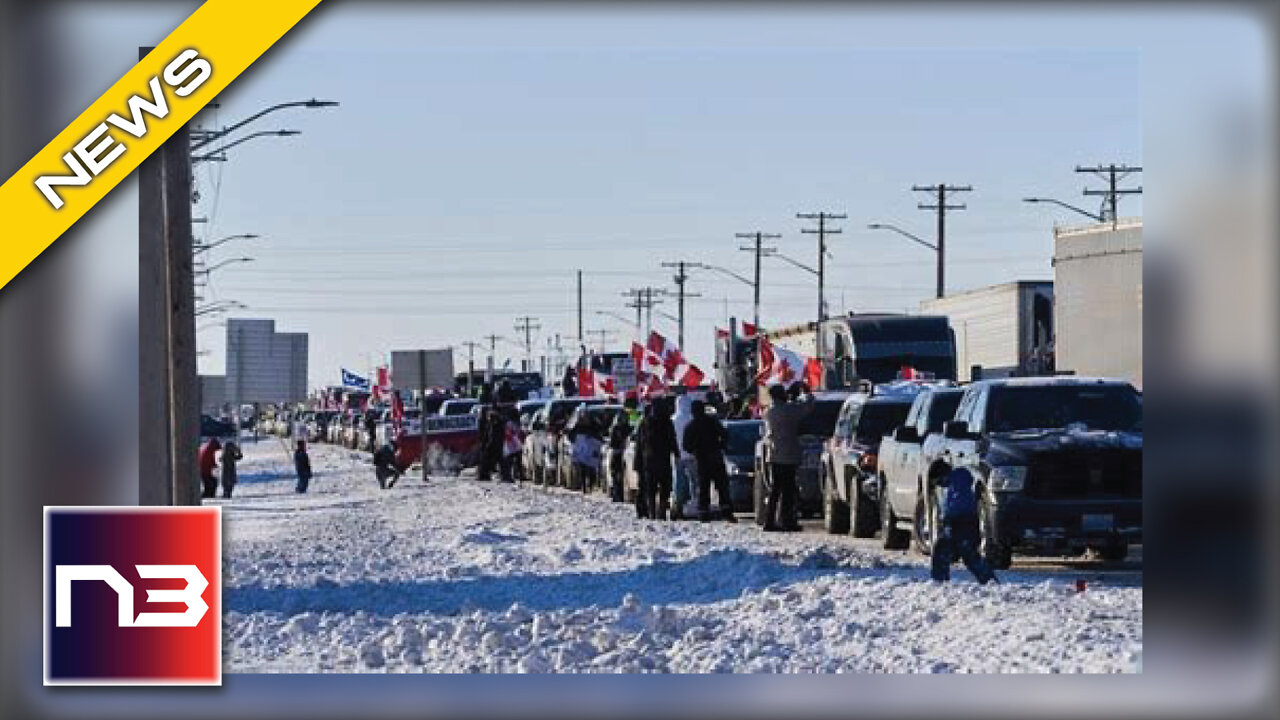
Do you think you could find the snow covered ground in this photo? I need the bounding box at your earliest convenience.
[216,438,1142,673]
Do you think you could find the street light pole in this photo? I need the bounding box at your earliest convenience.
[190,99,338,151]
[1022,197,1105,223]
[191,130,300,163]
[867,222,940,298]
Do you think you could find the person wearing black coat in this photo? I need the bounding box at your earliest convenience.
[294,440,313,493]
[640,397,679,521]
[681,400,737,523]
[372,441,401,489]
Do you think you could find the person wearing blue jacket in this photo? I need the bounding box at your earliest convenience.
[931,467,996,584]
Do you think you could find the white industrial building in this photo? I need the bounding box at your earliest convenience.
[224,318,309,406]
[920,280,1055,382]
[1052,219,1143,386]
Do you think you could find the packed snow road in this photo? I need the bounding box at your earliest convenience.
[216,439,1142,673]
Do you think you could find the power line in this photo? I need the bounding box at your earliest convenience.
[622,287,664,340]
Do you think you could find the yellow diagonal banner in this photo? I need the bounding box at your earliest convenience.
[0,0,322,291]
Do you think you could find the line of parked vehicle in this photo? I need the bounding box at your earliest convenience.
[232,373,1141,571]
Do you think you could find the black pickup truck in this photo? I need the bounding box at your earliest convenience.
[928,378,1143,569]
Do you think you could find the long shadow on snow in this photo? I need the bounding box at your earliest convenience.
[224,548,904,616]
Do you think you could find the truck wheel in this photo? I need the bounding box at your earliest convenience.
[822,464,850,535]
[851,475,878,538]
[912,493,933,556]
[880,480,910,550]
[979,493,1013,570]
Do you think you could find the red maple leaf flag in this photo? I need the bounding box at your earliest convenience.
[715,327,729,339]
[577,367,595,398]
[679,364,705,387]
[743,321,760,338]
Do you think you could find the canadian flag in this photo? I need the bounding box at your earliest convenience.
[632,341,664,377]
[715,327,729,340]
[594,372,617,397]
[676,364,705,388]
[755,336,822,388]
[646,331,685,380]
[637,373,667,400]
[743,321,761,338]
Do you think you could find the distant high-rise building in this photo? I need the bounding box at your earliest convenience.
[225,318,308,406]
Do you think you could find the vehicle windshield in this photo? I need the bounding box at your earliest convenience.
[725,422,763,456]
[799,400,844,437]
[444,400,477,416]
[924,391,963,433]
[550,399,604,424]
[856,402,912,443]
[987,385,1143,433]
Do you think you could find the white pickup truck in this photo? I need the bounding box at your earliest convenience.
[876,386,964,552]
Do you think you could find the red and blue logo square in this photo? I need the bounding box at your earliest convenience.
[43,506,221,686]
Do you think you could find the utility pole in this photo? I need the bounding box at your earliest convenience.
[585,329,616,354]
[913,184,971,299]
[461,341,483,396]
[577,270,583,344]
[514,316,541,372]
[796,211,846,363]
[623,287,664,340]
[1076,163,1142,230]
[483,333,502,384]
[736,231,780,332]
[661,261,701,350]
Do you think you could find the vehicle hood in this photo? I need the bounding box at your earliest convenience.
[987,426,1142,461]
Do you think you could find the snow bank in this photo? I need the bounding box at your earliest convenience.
[217,440,1142,673]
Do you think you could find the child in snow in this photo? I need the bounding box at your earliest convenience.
[500,408,522,483]
[294,439,313,493]
[931,467,996,584]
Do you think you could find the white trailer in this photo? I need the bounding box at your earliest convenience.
[920,280,1054,382]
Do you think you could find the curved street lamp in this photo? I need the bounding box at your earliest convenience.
[194,233,259,254]
[199,257,255,275]
[1022,196,1105,223]
[190,98,338,151]
[192,130,300,163]
[767,252,819,276]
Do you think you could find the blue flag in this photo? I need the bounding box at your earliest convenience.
[341,368,370,390]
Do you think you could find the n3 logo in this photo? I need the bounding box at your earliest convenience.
[44,506,221,686]
[55,564,209,628]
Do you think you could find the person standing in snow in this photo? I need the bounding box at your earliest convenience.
[682,400,737,523]
[632,403,652,518]
[930,467,996,584]
[198,436,222,499]
[608,397,639,502]
[364,412,378,453]
[761,382,814,531]
[561,366,578,398]
[500,406,523,483]
[372,441,401,489]
[671,393,697,520]
[640,396,680,520]
[294,439,313,493]
[220,439,242,499]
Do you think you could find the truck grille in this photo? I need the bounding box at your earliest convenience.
[1025,450,1142,499]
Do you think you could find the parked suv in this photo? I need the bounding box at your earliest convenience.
[878,386,963,551]
[819,389,914,537]
[928,378,1143,569]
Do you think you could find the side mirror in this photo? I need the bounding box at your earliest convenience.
[943,420,971,440]
[894,426,919,443]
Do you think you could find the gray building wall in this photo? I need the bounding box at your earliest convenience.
[1053,219,1143,386]
[225,318,309,406]
[199,374,226,413]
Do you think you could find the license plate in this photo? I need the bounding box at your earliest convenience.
[1082,514,1114,532]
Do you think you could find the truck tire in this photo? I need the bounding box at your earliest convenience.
[851,474,879,538]
[880,478,910,550]
[979,493,1013,570]
[912,493,933,556]
[822,464,850,535]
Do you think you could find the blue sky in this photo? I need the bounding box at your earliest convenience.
[58,3,1267,389]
